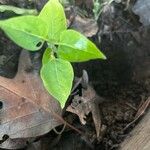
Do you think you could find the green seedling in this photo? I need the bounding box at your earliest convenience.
[0,0,106,108]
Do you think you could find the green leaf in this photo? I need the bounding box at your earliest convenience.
[57,30,106,62]
[42,48,52,65]
[39,0,67,42]
[0,5,38,15]
[41,58,74,108]
[0,16,48,51]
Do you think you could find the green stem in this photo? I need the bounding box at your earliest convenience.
[48,43,58,59]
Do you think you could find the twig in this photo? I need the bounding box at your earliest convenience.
[125,102,137,111]
[135,97,150,118]
[53,123,66,135]
[53,112,84,135]
[123,97,150,131]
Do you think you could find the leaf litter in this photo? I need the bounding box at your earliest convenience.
[67,70,104,138]
[0,0,150,149]
[0,50,62,149]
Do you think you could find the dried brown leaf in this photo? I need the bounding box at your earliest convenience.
[0,51,62,149]
[67,85,104,138]
[70,15,98,37]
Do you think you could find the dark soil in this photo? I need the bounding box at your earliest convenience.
[0,0,149,150]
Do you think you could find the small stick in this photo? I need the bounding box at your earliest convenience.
[123,97,150,131]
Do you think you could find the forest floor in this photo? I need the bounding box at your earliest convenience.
[0,0,150,150]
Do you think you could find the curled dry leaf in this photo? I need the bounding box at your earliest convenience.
[0,51,62,149]
[67,83,104,138]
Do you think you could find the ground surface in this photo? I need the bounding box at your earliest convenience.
[0,0,149,150]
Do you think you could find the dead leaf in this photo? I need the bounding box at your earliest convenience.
[67,84,104,138]
[0,50,62,149]
[70,15,98,37]
[65,6,98,37]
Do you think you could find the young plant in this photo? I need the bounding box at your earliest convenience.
[0,0,106,108]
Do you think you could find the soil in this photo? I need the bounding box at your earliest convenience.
[0,0,149,150]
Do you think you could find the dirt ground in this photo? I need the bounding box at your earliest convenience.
[0,0,150,150]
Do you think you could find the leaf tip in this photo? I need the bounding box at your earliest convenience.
[97,50,107,60]
[102,54,107,60]
[60,102,65,109]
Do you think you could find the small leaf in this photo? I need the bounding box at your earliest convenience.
[0,5,38,15]
[0,16,48,51]
[42,48,52,65]
[41,58,74,108]
[39,0,67,42]
[57,30,106,62]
